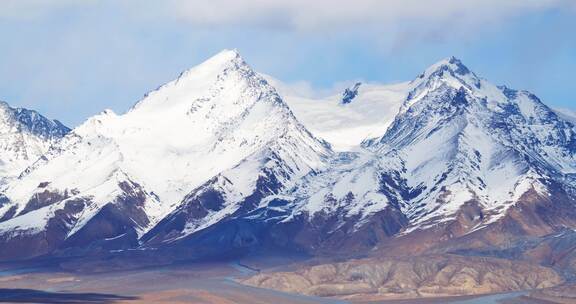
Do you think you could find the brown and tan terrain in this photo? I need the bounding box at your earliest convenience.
[0,259,346,304]
[242,255,563,302]
[1,253,575,304]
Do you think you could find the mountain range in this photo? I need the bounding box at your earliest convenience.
[0,51,575,295]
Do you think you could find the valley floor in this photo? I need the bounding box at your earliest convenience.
[0,258,572,304]
[0,257,344,304]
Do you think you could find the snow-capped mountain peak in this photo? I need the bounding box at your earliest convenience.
[0,101,70,183]
[9,48,315,206]
[361,58,576,231]
[130,48,246,113]
[402,57,484,114]
[434,56,471,74]
[0,101,69,140]
[0,49,331,257]
[416,56,476,82]
[0,53,575,261]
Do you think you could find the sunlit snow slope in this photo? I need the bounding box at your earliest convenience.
[224,57,576,254]
[0,52,574,260]
[0,101,69,184]
[0,50,330,258]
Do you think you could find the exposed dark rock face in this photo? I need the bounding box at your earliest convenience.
[0,205,16,222]
[11,107,70,140]
[0,198,86,260]
[283,206,409,256]
[0,101,71,141]
[18,189,69,217]
[341,82,361,104]
[369,184,576,276]
[0,180,157,260]
[141,202,409,262]
[61,180,153,253]
[141,150,298,248]
[0,194,10,209]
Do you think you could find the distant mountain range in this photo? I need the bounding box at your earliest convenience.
[0,50,575,284]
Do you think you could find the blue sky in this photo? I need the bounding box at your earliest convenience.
[0,1,575,126]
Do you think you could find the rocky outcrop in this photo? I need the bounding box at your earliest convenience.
[242,255,563,300]
[0,198,86,260]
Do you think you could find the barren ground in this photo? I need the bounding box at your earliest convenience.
[0,256,572,304]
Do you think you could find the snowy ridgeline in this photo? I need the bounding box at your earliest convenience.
[0,51,574,256]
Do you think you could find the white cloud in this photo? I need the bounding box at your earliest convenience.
[158,0,571,30]
[1,0,573,49]
[0,0,574,125]
[1,0,572,29]
[261,73,351,99]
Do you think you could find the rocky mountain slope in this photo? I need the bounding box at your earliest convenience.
[0,101,69,184]
[235,57,576,301]
[0,50,330,259]
[156,56,576,261]
[0,50,574,295]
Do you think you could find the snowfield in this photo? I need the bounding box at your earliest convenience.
[0,51,574,258]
